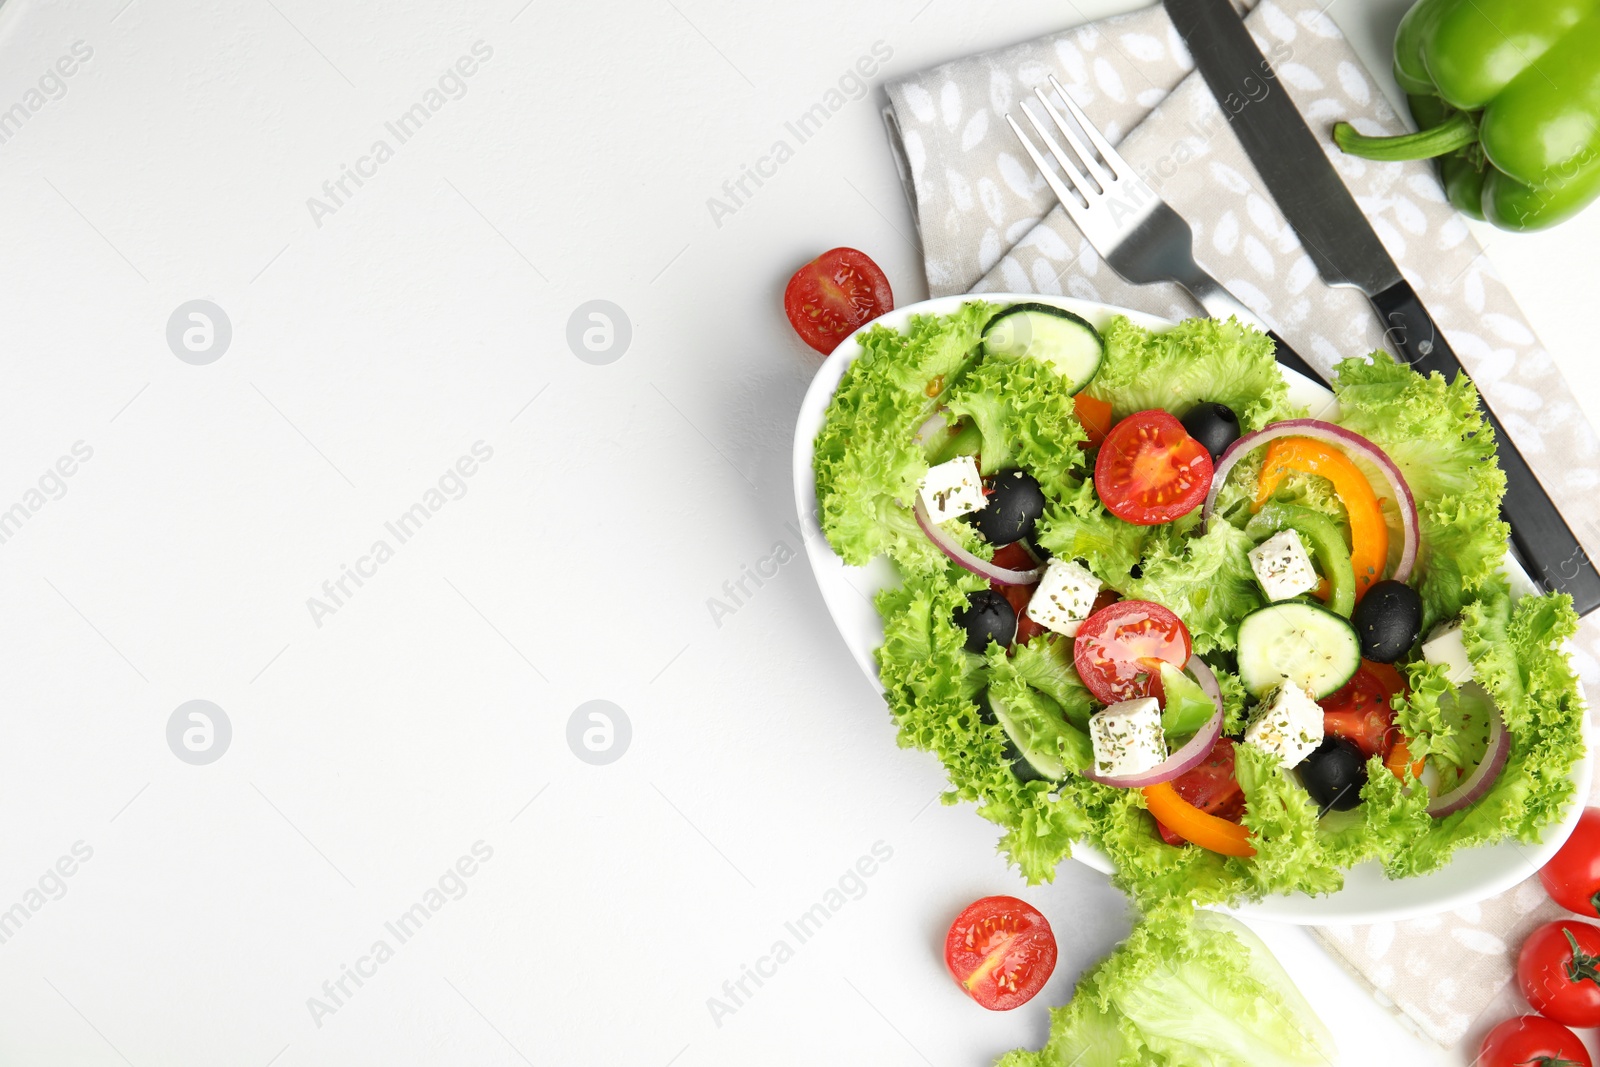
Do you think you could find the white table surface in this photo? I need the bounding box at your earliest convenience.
[1,1,1596,1064]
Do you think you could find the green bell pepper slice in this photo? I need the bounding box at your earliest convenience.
[1333,0,1600,231]
[1244,502,1357,618]
[1157,661,1216,741]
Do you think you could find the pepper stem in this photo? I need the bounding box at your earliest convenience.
[1333,112,1479,162]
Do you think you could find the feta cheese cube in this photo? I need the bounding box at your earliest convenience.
[1244,683,1324,768]
[1248,529,1319,601]
[1026,559,1102,637]
[1090,697,1167,778]
[918,456,986,524]
[1422,619,1474,684]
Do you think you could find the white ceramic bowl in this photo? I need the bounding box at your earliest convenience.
[793,291,1592,924]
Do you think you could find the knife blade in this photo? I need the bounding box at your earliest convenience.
[1164,0,1600,616]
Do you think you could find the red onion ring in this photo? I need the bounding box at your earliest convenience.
[913,409,952,448]
[1082,655,1225,788]
[1200,418,1418,584]
[1426,702,1510,818]
[912,497,1043,585]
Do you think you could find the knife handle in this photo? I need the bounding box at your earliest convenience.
[1371,279,1600,613]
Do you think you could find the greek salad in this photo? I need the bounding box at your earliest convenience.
[812,297,1586,913]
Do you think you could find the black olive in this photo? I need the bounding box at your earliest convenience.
[1299,737,1368,811]
[1351,579,1423,663]
[955,590,1016,653]
[1180,402,1241,461]
[971,469,1046,545]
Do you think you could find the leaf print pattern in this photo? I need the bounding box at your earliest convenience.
[883,0,1600,1049]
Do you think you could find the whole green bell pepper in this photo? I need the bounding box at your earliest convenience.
[1332,0,1600,231]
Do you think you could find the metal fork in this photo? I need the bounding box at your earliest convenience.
[1006,75,1321,383]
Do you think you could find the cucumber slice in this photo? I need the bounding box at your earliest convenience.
[1236,601,1362,698]
[978,687,1088,782]
[1246,503,1357,618]
[981,303,1103,393]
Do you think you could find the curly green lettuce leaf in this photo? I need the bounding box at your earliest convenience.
[1001,910,1336,1067]
[1388,586,1584,877]
[1121,520,1264,654]
[1033,477,1154,590]
[812,301,996,570]
[942,355,1087,493]
[1086,785,1236,914]
[874,566,1091,883]
[1008,636,1095,731]
[986,643,1094,773]
[1330,352,1509,630]
[1234,743,1344,899]
[1083,316,1302,430]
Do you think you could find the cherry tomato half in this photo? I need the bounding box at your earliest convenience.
[783,247,893,354]
[1543,808,1600,919]
[944,896,1057,1011]
[1094,410,1213,525]
[1319,662,1404,759]
[1517,920,1600,1028]
[1073,599,1192,704]
[1157,736,1246,847]
[1478,1015,1592,1067]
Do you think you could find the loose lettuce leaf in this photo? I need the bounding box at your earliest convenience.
[1000,911,1336,1067]
[1083,316,1302,430]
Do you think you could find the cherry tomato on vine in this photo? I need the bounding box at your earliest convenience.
[1517,920,1600,1027]
[1542,808,1600,918]
[1478,1015,1591,1067]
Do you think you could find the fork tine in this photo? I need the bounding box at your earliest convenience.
[1005,113,1094,231]
[1014,103,1099,207]
[1031,87,1114,189]
[1046,75,1129,182]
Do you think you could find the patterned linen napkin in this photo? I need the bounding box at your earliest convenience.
[884,0,1600,1047]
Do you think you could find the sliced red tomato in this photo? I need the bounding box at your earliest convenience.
[1542,808,1600,918]
[944,896,1057,1011]
[1094,410,1213,525]
[988,545,1047,645]
[1073,393,1113,449]
[782,247,893,354]
[1319,660,1414,769]
[1157,737,1245,847]
[1318,667,1397,759]
[1478,1015,1591,1067]
[1073,599,1192,704]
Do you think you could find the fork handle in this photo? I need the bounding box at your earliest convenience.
[1179,267,1329,387]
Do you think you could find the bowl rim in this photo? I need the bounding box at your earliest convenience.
[791,290,1592,925]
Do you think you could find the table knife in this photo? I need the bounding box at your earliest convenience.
[1164,0,1600,615]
